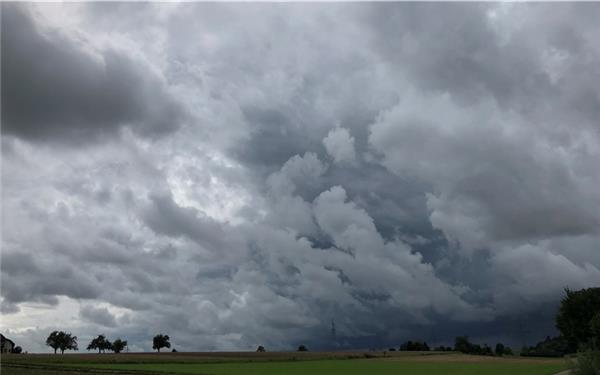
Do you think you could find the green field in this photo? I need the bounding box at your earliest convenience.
[69,359,566,375]
[1,352,569,375]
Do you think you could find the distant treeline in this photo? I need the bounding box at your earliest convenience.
[392,338,512,356]
[454,336,513,356]
[520,336,569,358]
[397,287,600,359]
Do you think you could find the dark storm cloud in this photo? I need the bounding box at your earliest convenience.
[1,252,100,304]
[361,3,551,107]
[1,3,185,143]
[80,305,118,327]
[236,107,315,170]
[141,193,240,253]
[2,2,600,353]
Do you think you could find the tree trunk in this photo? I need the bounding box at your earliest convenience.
[61,349,64,354]
[54,348,57,354]
[158,348,160,353]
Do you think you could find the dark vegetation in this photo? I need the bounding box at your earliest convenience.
[87,335,112,354]
[520,336,569,357]
[556,287,600,352]
[46,331,78,354]
[453,336,504,356]
[399,341,430,351]
[521,288,600,360]
[152,334,171,353]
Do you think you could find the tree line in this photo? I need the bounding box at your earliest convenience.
[395,287,600,361]
[388,338,512,356]
[36,286,600,370]
[45,332,172,354]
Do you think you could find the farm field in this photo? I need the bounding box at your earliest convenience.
[0,352,568,375]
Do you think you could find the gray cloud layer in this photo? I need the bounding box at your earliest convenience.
[1,4,185,143]
[2,2,599,353]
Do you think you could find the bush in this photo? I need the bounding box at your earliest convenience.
[297,345,308,352]
[571,350,600,375]
[399,341,430,351]
[521,336,569,357]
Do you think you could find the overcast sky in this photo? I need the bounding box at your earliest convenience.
[2,2,600,353]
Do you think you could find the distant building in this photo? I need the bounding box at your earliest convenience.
[1,334,15,353]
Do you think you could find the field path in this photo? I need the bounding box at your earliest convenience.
[553,370,572,375]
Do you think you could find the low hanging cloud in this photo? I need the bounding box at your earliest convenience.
[1,3,185,143]
[80,305,118,328]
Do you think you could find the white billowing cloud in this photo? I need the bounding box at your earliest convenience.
[323,127,356,164]
[312,186,492,322]
[267,152,328,195]
[264,152,328,235]
[369,90,600,253]
[313,186,382,255]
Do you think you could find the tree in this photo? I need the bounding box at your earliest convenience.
[495,343,505,356]
[589,311,600,350]
[256,345,265,352]
[520,336,569,357]
[46,331,78,354]
[153,334,171,353]
[454,336,472,354]
[399,341,430,351]
[556,287,600,352]
[12,346,22,354]
[87,334,112,354]
[46,331,60,354]
[297,345,308,352]
[112,338,127,354]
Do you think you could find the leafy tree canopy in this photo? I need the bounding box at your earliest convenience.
[556,287,600,352]
[112,338,128,354]
[46,331,78,354]
[87,334,112,354]
[152,334,171,353]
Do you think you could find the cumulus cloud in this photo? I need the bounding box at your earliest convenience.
[323,127,356,164]
[2,2,599,353]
